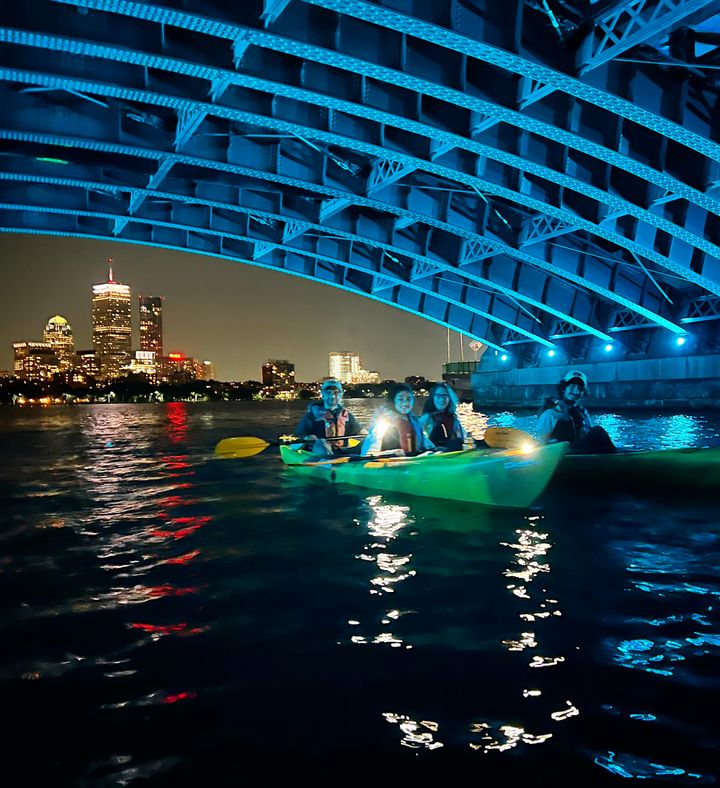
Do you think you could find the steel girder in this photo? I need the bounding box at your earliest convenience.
[1,0,718,361]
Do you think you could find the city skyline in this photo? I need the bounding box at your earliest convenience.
[1,235,453,381]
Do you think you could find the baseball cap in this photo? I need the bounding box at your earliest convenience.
[321,378,343,391]
[563,370,588,387]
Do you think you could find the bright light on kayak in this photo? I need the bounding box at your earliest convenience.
[521,442,535,455]
[375,419,390,440]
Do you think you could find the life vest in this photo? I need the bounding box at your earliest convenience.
[382,412,424,454]
[427,412,459,446]
[307,403,349,440]
[546,401,591,446]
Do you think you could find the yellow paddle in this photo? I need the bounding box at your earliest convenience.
[484,426,539,450]
[215,434,363,459]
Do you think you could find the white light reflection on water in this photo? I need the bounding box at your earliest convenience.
[69,404,209,662]
[657,414,702,450]
[456,403,489,440]
[348,496,416,649]
[382,714,444,750]
[469,722,552,752]
[468,514,573,754]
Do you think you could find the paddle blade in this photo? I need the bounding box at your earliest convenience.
[484,427,539,451]
[215,437,270,458]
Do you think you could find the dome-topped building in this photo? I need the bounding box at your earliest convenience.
[43,315,75,370]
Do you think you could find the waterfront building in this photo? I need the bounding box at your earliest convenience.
[74,349,99,380]
[157,353,207,383]
[138,295,163,356]
[353,369,381,384]
[201,360,215,381]
[262,359,296,393]
[42,315,75,370]
[125,350,158,381]
[328,351,359,384]
[12,341,59,380]
[328,351,379,384]
[92,259,132,379]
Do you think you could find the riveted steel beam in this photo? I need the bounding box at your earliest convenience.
[0,170,612,341]
[0,124,688,333]
[2,64,716,300]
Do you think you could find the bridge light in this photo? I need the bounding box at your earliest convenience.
[547,349,556,358]
[500,354,508,362]
[604,343,613,353]
[676,336,686,347]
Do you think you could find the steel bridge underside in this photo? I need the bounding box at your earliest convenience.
[1,0,720,362]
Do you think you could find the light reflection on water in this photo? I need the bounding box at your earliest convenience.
[1,402,719,784]
[454,402,720,451]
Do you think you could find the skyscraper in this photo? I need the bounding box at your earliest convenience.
[92,258,131,379]
[328,351,359,384]
[328,351,379,384]
[43,315,75,370]
[139,295,163,356]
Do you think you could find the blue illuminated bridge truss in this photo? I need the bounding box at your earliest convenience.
[1,0,720,361]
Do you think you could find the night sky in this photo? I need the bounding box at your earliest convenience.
[0,234,467,382]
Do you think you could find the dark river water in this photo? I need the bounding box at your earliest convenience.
[0,401,718,786]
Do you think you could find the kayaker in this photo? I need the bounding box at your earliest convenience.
[294,378,364,454]
[361,383,435,456]
[418,383,470,451]
[537,370,616,453]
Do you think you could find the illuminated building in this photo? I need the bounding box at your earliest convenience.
[12,342,59,380]
[42,315,75,370]
[329,351,379,384]
[352,368,381,384]
[92,258,131,379]
[262,359,295,393]
[157,353,207,383]
[139,295,163,355]
[74,350,99,380]
[125,350,158,380]
[202,360,215,380]
[329,351,359,384]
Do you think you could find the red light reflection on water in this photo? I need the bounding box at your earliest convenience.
[146,584,199,598]
[163,455,193,472]
[129,622,206,636]
[163,550,201,565]
[150,515,210,541]
[164,691,197,704]
[165,402,189,444]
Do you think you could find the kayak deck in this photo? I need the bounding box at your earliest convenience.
[279,443,567,508]
[553,445,720,492]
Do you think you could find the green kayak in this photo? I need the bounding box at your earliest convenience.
[279,442,567,508]
[552,445,720,493]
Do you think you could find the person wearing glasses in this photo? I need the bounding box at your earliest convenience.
[418,382,469,451]
[361,383,435,456]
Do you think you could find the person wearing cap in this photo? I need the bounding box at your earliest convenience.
[294,379,365,455]
[537,370,615,453]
